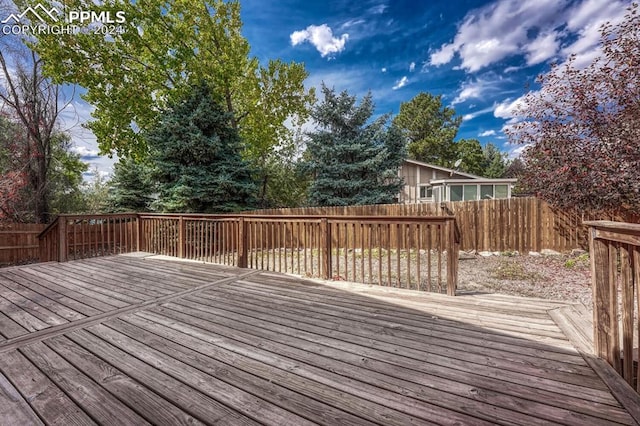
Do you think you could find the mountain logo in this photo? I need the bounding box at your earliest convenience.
[1,4,60,24]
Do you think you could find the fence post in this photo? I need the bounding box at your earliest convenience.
[58,217,67,262]
[237,218,248,268]
[320,218,331,279]
[589,226,618,369]
[178,216,185,258]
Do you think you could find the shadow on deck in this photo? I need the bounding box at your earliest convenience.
[0,253,638,425]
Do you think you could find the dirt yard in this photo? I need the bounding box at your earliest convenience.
[457,251,593,310]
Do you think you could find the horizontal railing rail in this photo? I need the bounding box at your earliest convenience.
[585,220,640,394]
[40,213,460,295]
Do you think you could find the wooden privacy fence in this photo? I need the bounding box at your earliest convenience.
[0,223,45,265]
[247,197,635,253]
[586,221,640,395]
[39,213,460,295]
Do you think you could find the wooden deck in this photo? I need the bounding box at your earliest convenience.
[0,254,637,425]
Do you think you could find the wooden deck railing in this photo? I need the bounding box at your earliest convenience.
[38,214,141,262]
[585,221,640,394]
[40,213,460,295]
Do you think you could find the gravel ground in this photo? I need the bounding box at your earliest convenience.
[457,251,593,310]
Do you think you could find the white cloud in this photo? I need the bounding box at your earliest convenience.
[525,32,559,66]
[494,96,526,120]
[462,105,494,121]
[392,76,408,90]
[427,0,627,73]
[71,145,100,158]
[452,77,503,105]
[479,130,497,137]
[290,24,349,58]
[409,62,415,72]
[452,81,483,105]
[381,67,387,73]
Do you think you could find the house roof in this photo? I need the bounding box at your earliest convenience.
[403,159,483,179]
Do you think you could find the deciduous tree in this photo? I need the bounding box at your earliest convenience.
[0,46,71,222]
[27,0,314,203]
[508,3,640,214]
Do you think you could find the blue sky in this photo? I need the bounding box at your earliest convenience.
[63,0,630,178]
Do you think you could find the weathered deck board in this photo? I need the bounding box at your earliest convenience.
[0,254,637,426]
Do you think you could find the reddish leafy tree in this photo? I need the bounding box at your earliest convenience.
[0,47,69,223]
[508,3,640,215]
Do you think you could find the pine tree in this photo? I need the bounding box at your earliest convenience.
[304,85,404,206]
[107,158,154,212]
[147,84,257,213]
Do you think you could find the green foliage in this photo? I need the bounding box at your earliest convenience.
[48,133,89,215]
[107,158,154,212]
[456,138,485,175]
[393,92,460,167]
[147,84,257,213]
[26,0,315,169]
[304,85,405,206]
[81,167,110,214]
[482,143,508,178]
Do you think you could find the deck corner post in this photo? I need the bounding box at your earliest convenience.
[178,216,186,258]
[320,218,331,279]
[446,218,458,296]
[237,217,248,268]
[58,216,67,263]
[589,225,613,362]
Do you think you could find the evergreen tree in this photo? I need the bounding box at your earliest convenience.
[482,143,508,178]
[455,138,485,176]
[304,85,404,206]
[147,84,257,213]
[393,92,460,167]
[107,158,154,212]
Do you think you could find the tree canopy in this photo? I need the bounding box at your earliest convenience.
[393,92,461,167]
[27,0,315,164]
[107,158,154,213]
[508,3,640,214]
[147,84,256,213]
[304,85,405,206]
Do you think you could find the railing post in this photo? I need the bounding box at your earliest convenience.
[178,216,185,258]
[447,218,458,296]
[237,217,247,268]
[136,215,142,252]
[320,218,331,279]
[589,226,618,368]
[58,217,67,262]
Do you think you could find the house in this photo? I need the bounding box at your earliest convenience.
[399,159,517,203]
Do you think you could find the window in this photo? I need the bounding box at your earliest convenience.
[495,185,508,199]
[419,186,433,199]
[450,185,463,201]
[480,185,494,199]
[464,185,478,201]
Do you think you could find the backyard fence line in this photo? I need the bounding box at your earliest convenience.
[246,197,637,253]
[0,223,46,265]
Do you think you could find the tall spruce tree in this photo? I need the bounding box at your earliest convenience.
[147,84,257,213]
[305,85,405,206]
[107,158,154,212]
